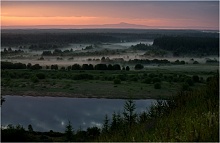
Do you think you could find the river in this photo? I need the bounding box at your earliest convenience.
[1,95,156,132]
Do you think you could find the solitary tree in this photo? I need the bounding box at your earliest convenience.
[28,124,33,132]
[126,66,130,71]
[110,112,118,131]
[123,99,137,127]
[134,64,144,70]
[65,121,74,141]
[102,114,109,134]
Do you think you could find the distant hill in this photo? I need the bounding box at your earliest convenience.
[2,22,218,30]
[1,22,150,29]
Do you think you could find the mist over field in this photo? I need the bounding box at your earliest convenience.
[1,1,219,142]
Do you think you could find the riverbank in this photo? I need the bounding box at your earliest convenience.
[1,78,206,100]
[1,67,214,100]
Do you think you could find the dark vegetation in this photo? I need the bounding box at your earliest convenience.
[130,43,152,50]
[153,36,219,56]
[2,32,119,46]
[1,60,215,99]
[1,61,124,71]
[2,29,218,47]
[1,75,218,142]
[206,58,219,64]
[42,48,126,57]
[1,66,209,85]
[1,47,25,56]
[1,60,185,71]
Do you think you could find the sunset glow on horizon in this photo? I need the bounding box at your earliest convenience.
[1,1,219,30]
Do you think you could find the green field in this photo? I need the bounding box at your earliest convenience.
[1,64,217,99]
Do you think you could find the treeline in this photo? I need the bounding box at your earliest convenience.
[29,43,61,50]
[42,49,125,57]
[1,32,120,46]
[1,47,24,55]
[1,60,187,71]
[1,62,42,70]
[2,58,200,71]
[2,29,218,46]
[206,58,219,64]
[130,43,153,50]
[128,58,171,64]
[1,61,126,71]
[1,123,101,142]
[153,36,219,56]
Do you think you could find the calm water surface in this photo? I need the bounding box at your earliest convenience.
[1,95,156,132]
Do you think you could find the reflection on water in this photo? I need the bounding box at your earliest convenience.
[1,95,156,132]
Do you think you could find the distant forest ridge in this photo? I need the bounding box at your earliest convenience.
[1,29,219,47]
[153,36,219,55]
[2,22,219,30]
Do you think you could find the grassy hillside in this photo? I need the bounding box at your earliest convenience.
[97,75,219,142]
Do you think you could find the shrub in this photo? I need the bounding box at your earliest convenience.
[152,77,161,83]
[154,82,161,89]
[36,73,46,79]
[134,64,144,70]
[113,64,121,70]
[114,79,121,84]
[60,67,66,70]
[46,65,50,69]
[193,61,199,64]
[192,75,200,82]
[185,78,194,86]
[149,73,156,78]
[126,66,130,71]
[117,74,127,81]
[173,77,178,82]
[21,84,26,87]
[31,64,42,70]
[107,64,113,70]
[130,77,138,81]
[95,64,108,70]
[74,74,94,80]
[31,76,39,83]
[181,83,190,91]
[143,78,151,84]
[72,64,81,70]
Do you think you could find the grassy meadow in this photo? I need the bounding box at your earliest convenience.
[2,63,217,99]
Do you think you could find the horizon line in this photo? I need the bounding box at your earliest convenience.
[1,23,219,31]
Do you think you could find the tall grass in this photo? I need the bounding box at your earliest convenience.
[98,75,219,142]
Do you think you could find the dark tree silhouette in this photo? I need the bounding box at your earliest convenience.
[123,99,137,127]
[135,64,144,70]
[28,124,33,132]
[126,66,130,71]
[102,114,109,134]
[72,64,81,70]
[65,121,74,142]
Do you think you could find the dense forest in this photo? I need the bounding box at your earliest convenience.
[1,75,219,142]
[153,36,219,56]
[2,29,218,46]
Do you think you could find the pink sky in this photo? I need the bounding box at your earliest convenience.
[1,1,219,30]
